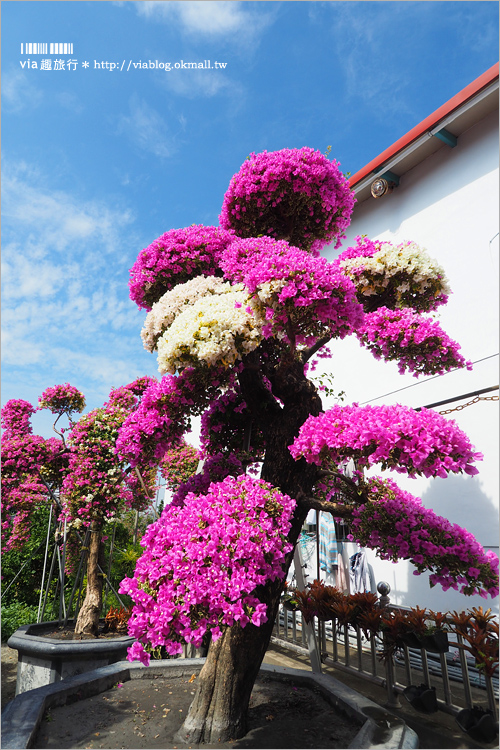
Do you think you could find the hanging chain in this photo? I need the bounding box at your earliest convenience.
[439,393,499,415]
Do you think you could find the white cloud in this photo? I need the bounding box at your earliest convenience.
[163,68,242,99]
[134,0,273,42]
[1,161,151,401]
[327,4,414,116]
[2,161,134,257]
[56,91,84,114]
[2,68,43,113]
[117,95,179,158]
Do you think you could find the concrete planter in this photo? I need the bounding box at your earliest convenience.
[7,621,134,696]
[1,659,419,749]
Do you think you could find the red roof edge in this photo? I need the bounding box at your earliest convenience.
[349,63,499,188]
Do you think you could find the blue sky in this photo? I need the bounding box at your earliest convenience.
[2,0,498,437]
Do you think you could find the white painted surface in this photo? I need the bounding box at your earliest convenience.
[320,110,499,613]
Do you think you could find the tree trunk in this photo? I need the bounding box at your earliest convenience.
[175,520,306,744]
[74,521,104,636]
[176,353,322,743]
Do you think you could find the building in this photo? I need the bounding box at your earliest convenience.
[318,64,499,613]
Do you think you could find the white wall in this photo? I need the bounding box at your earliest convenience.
[320,110,499,613]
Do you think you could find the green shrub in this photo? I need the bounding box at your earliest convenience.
[1,603,41,641]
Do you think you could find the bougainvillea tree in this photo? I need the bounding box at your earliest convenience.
[57,377,158,635]
[1,380,159,636]
[1,388,85,553]
[118,147,498,743]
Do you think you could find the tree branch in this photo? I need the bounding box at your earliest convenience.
[301,335,332,364]
[303,495,353,518]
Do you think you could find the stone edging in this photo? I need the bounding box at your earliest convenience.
[1,658,419,749]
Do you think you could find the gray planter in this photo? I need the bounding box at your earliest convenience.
[1,659,419,749]
[7,621,134,695]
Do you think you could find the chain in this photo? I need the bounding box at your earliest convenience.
[439,394,499,415]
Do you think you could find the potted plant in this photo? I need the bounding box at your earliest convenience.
[3,380,159,694]
[455,706,498,744]
[403,683,438,714]
[422,610,450,653]
[398,606,450,652]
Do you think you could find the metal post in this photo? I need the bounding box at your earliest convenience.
[37,505,54,622]
[103,522,117,612]
[383,635,402,709]
[39,544,58,622]
[294,546,322,673]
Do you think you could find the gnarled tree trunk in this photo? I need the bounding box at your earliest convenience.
[74,521,104,636]
[176,353,322,743]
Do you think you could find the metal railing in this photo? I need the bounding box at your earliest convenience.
[271,590,499,718]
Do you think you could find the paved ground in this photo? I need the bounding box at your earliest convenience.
[263,644,491,749]
[2,641,493,749]
[1,643,18,710]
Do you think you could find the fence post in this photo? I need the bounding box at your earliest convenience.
[293,546,322,673]
[377,582,402,709]
[377,581,391,608]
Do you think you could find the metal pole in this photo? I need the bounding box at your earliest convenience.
[37,505,54,622]
[39,544,58,623]
[103,522,117,612]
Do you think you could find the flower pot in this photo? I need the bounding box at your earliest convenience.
[7,620,136,695]
[420,630,449,653]
[456,707,499,744]
[282,597,299,612]
[403,684,438,714]
[400,632,423,650]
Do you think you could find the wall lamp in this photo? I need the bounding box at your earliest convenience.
[370,170,400,199]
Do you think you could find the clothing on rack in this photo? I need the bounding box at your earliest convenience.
[335,551,349,593]
[319,512,338,574]
[349,549,371,594]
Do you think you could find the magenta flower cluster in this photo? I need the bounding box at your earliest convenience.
[219,147,355,253]
[357,307,473,377]
[116,367,229,468]
[170,452,244,507]
[61,383,154,526]
[221,236,363,343]
[200,383,266,463]
[161,442,200,493]
[38,383,86,416]
[349,476,499,598]
[1,399,36,439]
[129,225,235,310]
[120,475,295,664]
[1,423,62,550]
[290,404,483,479]
[335,235,379,262]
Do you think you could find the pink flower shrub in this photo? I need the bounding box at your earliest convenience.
[38,384,86,416]
[129,225,235,310]
[61,381,155,526]
[171,452,244,507]
[335,236,450,313]
[1,399,36,438]
[290,404,482,478]
[200,384,266,463]
[120,475,295,663]
[116,367,228,468]
[1,433,63,549]
[219,147,354,253]
[221,236,363,344]
[349,476,499,597]
[357,307,473,377]
[161,441,201,493]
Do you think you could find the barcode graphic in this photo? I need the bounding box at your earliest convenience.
[21,43,74,54]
